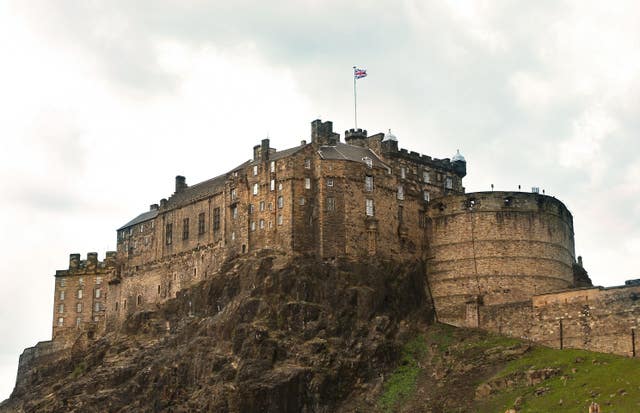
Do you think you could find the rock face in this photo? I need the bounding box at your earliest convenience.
[2,253,433,412]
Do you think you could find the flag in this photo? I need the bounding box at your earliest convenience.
[354,67,367,79]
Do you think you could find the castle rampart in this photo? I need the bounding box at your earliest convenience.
[427,192,576,326]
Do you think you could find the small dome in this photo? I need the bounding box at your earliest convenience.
[383,129,397,142]
[452,149,465,162]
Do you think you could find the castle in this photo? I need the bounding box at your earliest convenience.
[36,119,640,362]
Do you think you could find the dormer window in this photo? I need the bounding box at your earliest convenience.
[363,157,373,168]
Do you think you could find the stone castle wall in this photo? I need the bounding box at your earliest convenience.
[427,192,576,326]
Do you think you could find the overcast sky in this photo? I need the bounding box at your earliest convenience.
[1,0,639,399]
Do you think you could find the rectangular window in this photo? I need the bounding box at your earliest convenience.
[198,212,205,234]
[400,167,406,179]
[259,219,265,229]
[445,176,453,189]
[166,223,173,245]
[76,317,81,328]
[327,179,334,187]
[305,178,311,189]
[277,215,283,225]
[397,185,404,200]
[304,158,311,169]
[58,304,64,313]
[259,201,265,211]
[248,204,254,214]
[231,231,236,241]
[60,290,65,300]
[398,205,404,222]
[213,208,220,230]
[60,278,66,287]
[77,289,83,299]
[268,202,273,211]
[250,221,256,231]
[140,224,144,232]
[326,197,335,212]
[58,317,64,327]
[270,179,275,191]
[253,165,258,176]
[253,183,259,195]
[94,302,101,312]
[231,188,237,199]
[419,212,426,228]
[278,182,283,191]
[96,276,102,285]
[365,176,374,192]
[270,161,275,172]
[77,303,82,313]
[299,197,305,205]
[423,191,430,202]
[365,199,374,216]
[231,206,238,219]
[95,289,101,299]
[277,196,284,208]
[182,218,189,240]
[423,171,430,183]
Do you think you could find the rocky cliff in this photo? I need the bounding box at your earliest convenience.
[2,252,433,412]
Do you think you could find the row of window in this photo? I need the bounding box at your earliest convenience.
[57,316,99,327]
[57,302,102,314]
[58,276,102,288]
[166,208,222,245]
[59,288,101,300]
[252,160,280,176]
[119,221,155,240]
[399,166,454,189]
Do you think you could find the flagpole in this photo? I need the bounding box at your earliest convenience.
[353,66,357,129]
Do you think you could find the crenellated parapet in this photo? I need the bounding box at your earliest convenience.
[55,251,117,277]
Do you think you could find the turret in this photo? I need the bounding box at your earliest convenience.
[451,150,466,178]
[344,128,368,147]
[381,129,398,154]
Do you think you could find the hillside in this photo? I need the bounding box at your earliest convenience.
[2,253,639,412]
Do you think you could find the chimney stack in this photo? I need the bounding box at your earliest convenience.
[175,176,187,193]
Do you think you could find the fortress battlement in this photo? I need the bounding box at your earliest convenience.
[55,252,117,277]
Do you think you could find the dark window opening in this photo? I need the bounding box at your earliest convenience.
[213,208,220,231]
[182,218,189,240]
[165,223,173,245]
[198,212,205,234]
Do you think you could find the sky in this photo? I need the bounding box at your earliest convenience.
[1,0,639,400]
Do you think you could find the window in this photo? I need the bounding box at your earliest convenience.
[259,201,265,211]
[326,197,335,211]
[419,213,426,228]
[124,299,127,309]
[166,223,173,245]
[231,205,238,219]
[365,199,374,216]
[363,157,373,168]
[423,171,430,183]
[270,161,275,172]
[248,204,254,214]
[397,185,404,200]
[137,295,142,305]
[128,228,133,236]
[60,278,66,287]
[59,290,65,300]
[96,276,102,285]
[93,316,99,322]
[115,302,119,311]
[213,208,220,230]
[198,212,205,234]
[299,197,305,205]
[400,167,406,179]
[259,219,265,229]
[58,304,64,314]
[140,224,144,232]
[304,158,311,169]
[250,221,256,231]
[253,165,258,176]
[231,231,236,241]
[77,303,82,313]
[182,218,189,240]
[305,178,311,189]
[365,176,374,192]
[278,182,283,191]
[277,196,284,208]
[327,179,334,187]
[253,183,259,195]
[94,302,101,312]
[79,277,84,285]
[445,177,453,189]
[268,221,273,229]
[57,317,64,327]
[230,188,237,199]
[95,289,101,299]
[423,191,430,202]
[270,179,275,191]
[77,289,83,299]
[76,318,81,328]
[398,206,404,222]
[277,215,283,225]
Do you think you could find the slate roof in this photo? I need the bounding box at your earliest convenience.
[317,142,389,169]
[117,210,158,231]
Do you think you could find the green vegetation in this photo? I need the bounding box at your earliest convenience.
[378,335,428,413]
[477,346,640,413]
[70,360,87,379]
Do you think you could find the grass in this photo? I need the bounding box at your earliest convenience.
[378,335,428,413]
[476,346,640,413]
[70,360,87,379]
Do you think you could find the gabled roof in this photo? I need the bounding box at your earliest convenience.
[256,143,308,163]
[117,210,158,231]
[317,142,389,169]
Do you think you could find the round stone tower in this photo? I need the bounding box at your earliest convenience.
[426,191,575,326]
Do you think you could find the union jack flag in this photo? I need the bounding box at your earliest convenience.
[354,67,367,79]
